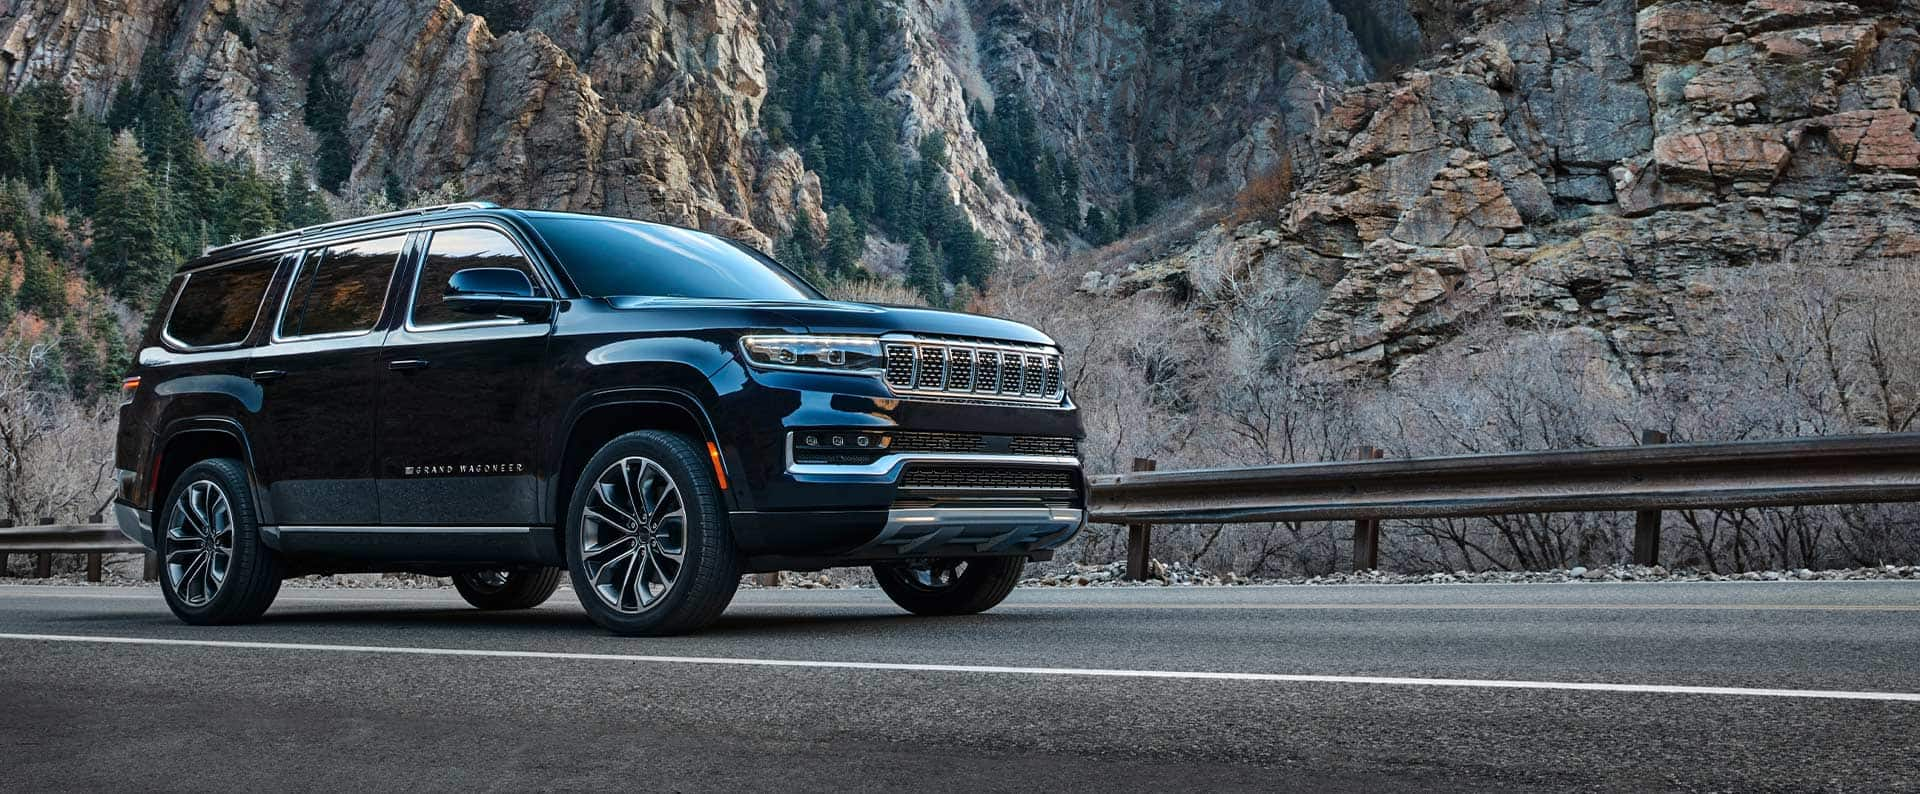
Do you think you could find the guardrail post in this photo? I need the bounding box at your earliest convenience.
[33,516,54,578]
[87,512,105,582]
[1124,458,1157,581]
[0,518,11,576]
[1351,447,1385,571]
[1632,429,1669,566]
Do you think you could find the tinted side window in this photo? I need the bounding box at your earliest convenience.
[411,227,539,328]
[165,259,277,348]
[278,235,405,338]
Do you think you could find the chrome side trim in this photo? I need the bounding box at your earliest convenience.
[784,434,1079,476]
[274,525,534,534]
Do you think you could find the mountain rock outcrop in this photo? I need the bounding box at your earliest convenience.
[1097,0,1920,381]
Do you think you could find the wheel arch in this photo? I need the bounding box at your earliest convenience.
[548,390,729,558]
[151,418,271,526]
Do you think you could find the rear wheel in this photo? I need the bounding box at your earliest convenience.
[452,567,563,610]
[157,458,282,625]
[872,557,1025,616]
[564,431,739,635]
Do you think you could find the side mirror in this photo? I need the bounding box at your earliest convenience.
[443,267,552,321]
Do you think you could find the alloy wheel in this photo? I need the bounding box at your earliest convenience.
[578,456,688,613]
[165,479,234,606]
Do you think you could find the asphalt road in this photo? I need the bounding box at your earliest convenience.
[2,580,1917,792]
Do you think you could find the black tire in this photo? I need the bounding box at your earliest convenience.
[452,567,564,610]
[157,457,283,625]
[564,431,740,636]
[872,557,1025,616]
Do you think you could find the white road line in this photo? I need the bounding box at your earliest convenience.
[4,588,1917,611]
[2,631,1916,703]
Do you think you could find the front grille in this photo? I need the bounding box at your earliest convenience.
[900,466,1078,491]
[882,338,1065,403]
[889,431,986,453]
[1007,436,1079,456]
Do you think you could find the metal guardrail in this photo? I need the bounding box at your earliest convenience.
[0,519,148,582]
[1089,432,1920,579]
[9,432,1919,584]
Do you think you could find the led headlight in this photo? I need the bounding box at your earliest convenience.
[739,335,886,374]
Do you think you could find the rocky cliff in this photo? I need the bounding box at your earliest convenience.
[1092,0,1920,384]
[3,0,1916,387]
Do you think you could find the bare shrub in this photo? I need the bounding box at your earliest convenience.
[824,277,929,307]
[0,342,116,523]
[1224,154,1294,229]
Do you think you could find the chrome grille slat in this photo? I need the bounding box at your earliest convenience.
[880,339,1065,404]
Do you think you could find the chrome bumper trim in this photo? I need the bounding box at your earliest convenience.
[851,506,1085,556]
[784,433,1079,477]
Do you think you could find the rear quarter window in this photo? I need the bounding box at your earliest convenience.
[278,235,407,338]
[164,259,277,348]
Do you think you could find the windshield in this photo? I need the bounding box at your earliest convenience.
[528,216,822,301]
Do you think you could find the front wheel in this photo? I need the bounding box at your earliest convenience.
[564,431,740,636]
[452,568,563,610]
[872,558,1025,616]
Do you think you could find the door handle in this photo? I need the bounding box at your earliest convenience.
[249,369,287,383]
[388,359,431,371]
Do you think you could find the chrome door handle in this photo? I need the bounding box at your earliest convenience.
[388,359,431,371]
[249,369,287,383]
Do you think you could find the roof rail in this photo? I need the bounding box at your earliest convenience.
[201,201,502,258]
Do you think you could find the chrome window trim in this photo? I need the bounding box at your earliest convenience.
[403,221,555,333]
[784,433,1079,477]
[158,254,282,353]
[270,233,409,344]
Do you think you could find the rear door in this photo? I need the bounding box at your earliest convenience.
[375,224,554,530]
[251,234,408,528]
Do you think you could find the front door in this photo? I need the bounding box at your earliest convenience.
[376,225,553,531]
[252,233,409,528]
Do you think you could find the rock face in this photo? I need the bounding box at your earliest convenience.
[1100,0,1920,381]
[975,0,1402,201]
[0,0,1061,256]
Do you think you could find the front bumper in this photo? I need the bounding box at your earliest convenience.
[711,365,1088,569]
[730,505,1084,571]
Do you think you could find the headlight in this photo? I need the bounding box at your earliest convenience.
[739,335,886,374]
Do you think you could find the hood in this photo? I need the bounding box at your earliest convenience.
[601,297,1057,346]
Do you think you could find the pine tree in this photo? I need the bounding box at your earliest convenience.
[17,245,66,317]
[59,116,111,214]
[824,206,863,278]
[106,79,140,131]
[942,222,995,287]
[903,233,940,305]
[778,219,821,279]
[383,170,407,208]
[57,316,105,400]
[306,59,353,192]
[215,160,280,243]
[40,167,64,217]
[282,165,330,228]
[1084,205,1115,246]
[91,130,173,303]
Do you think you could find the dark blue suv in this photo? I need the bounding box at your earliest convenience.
[112,203,1086,635]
